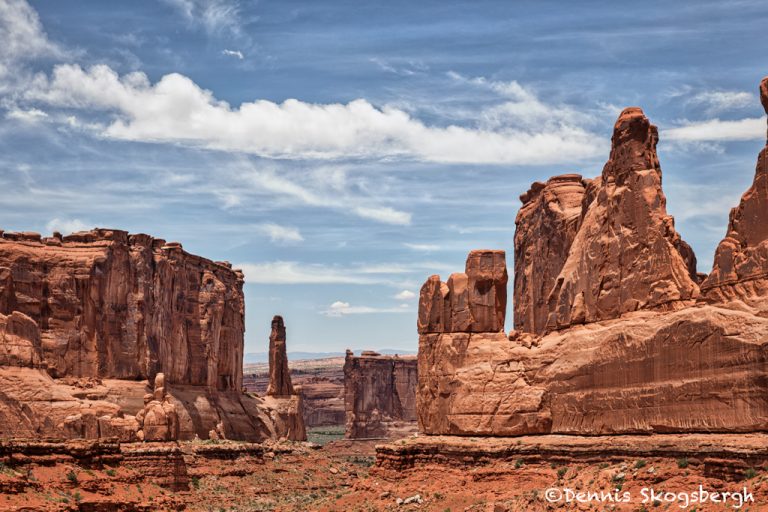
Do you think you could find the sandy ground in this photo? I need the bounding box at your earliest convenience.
[1,438,767,511]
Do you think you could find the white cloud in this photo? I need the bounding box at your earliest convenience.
[235,261,453,285]
[237,262,381,285]
[24,63,605,166]
[688,90,754,115]
[222,49,244,60]
[235,165,411,225]
[352,206,411,225]
[163,0,243,37]
[394,290,416,300]
[404,242,441,251]
[255,223,303,244]
[0,0,66,91]
[45,218,90,235]
[0,0,64,63]
[6,108,47,123]
[445,224,512,234]
[322,300,413,317]
[664,117,766,142]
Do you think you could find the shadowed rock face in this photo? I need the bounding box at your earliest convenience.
[418,84,768,436]
[344,350,417,439]
[702,77,768,302]
[267,315,294,396]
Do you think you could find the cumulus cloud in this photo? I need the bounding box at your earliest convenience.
[23,63,605,165]
[664,117,766,142]
[45,218,91,235]
[255,223,303,244]
[322,301,412,317]
[222,49,244,60]
[394,290,416,300]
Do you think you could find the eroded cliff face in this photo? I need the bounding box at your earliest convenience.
[546,108,699,331]
[513,174,587,335]
[418,83,768,436]
[0,229,244,389]
[344,351,418,439]
[702,77,768,306]
[0,228,284,442]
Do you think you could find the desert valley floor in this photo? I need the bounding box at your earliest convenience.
[3,434,768,511]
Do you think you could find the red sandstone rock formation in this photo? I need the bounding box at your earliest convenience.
[418,83,768,436]
[514,174,588,335]
[418,250,507,334]
[0,228,286,442]
[344,350,418,438]
[546,108,699,330]
[0,229,244,387]
[267,315,294,396]
[137,373,180,442]
[702,77,768,305]
[259,315,306,441]
[243,358,346,428]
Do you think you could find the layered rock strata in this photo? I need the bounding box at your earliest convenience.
[418,85,768,436]
[344,350,418,438]
[0,228,283,441]
[376,433,768,475]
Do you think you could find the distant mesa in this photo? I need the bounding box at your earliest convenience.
[344,349,418,439]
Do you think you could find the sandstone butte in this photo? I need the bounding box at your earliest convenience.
[417,76,768,437]
[0,229,305,442]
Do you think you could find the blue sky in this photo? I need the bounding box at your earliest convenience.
[0,0,767,353]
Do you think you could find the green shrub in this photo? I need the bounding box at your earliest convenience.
[677,458,689,469]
